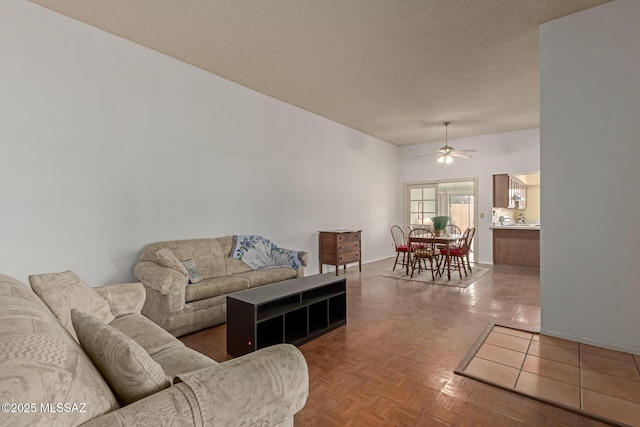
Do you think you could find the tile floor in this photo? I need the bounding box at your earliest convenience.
[460,325,640,426]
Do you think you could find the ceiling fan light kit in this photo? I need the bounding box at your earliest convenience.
[437,121,453,164]
[416,121,477,164]
[437,154,453,164]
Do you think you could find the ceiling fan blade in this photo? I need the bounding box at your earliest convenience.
[415,139,477,159]
[450,152,472,159]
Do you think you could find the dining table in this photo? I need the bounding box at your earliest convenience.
[406,233,462,280]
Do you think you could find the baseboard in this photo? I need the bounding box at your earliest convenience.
[539,328,640,355]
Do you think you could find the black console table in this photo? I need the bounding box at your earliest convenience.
[226,274,347,357]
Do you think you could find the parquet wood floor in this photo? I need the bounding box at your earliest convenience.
[180,259,612,426]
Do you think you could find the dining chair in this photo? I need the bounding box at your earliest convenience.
[391,225,409,271]
[437,224,462,252]
[404,225,428,251]
[462,227,476,273]
[439,227,473,279]
[444,224,462,238]
[408,228,440,280]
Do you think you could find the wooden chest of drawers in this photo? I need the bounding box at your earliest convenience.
[319,230,362,275]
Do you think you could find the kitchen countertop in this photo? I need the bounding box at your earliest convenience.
[490,224,540,230]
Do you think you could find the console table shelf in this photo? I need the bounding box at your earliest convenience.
[227,274,347,357]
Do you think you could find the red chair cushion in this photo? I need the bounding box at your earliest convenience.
[447,247,467,256]
[396,245,409,252]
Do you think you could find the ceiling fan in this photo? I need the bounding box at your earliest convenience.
[417,121,477,164]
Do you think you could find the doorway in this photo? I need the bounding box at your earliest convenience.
[404,178,477,260]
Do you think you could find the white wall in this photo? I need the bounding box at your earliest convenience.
[399,128,540,264]
[540,0,640,353]
[0,0,400,285]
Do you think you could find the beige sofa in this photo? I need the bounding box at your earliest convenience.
[0,272,308,427]
[134,237,308,336]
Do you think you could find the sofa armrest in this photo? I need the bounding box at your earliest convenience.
[175,343,308,426]
[81,344,308,427]
[295,252,308,277]
[134,261,188,295]
[299,251,309,267]
[94,282,146,317]
[79,383,197,427]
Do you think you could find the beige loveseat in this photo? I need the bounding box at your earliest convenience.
[0,272,308,427]
[134,237,308,336]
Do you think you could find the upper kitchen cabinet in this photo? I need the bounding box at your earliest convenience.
[493,174,527,209]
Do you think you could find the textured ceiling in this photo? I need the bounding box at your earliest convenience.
[28,0,613,145]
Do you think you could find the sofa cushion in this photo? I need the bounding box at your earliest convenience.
[0,275,119,426]
[234,268,297,288]
[155,248,189,277]
[94,282,146,317]
[184,276,250,303]
[71,310,171,405]
[152,345,218,379]
[29,270,115,342]
[109,313,183,356]
[139,239,229,279]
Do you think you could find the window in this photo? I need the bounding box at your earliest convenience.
[408,185,437,227]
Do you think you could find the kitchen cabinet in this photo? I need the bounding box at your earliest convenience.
[492,227,539,268]
[493,174,527,209]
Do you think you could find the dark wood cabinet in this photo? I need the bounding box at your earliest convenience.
[493,174,527,209]
[226,274,347,357]
[319,230,362,275]
[492,228,540,268]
